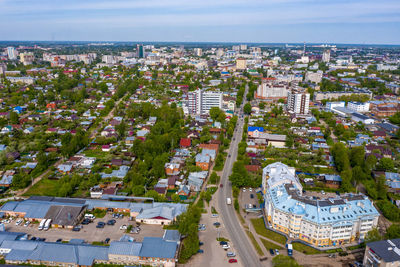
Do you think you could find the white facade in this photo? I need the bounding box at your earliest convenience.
[326,101,345,110]
[263,162,380,247]
[187,89,223,115]
[287,90,310,114]
[322,50,331,63]
[347,102,370,113]
[7,47,16,60]
[305,71,323,84]
[194,48,203,57]
[256,81,288,99]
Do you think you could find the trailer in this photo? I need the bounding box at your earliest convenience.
[43,219,52,231]
[38,219,46,230]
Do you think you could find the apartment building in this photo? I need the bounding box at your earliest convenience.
[262,162,379,247]
[187,89,223,115]
[255,78,288,100]
[287,89,310,115]
[347,101,370,113]
[363,239,400,267]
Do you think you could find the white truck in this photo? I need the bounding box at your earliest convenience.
[226,198,232,205]
[43,219,52,231]
[38,219,46,230]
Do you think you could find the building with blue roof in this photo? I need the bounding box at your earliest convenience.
[262,162,379,247]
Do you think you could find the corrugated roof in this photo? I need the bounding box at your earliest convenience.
[109,241,142,256]
[139,237,177,259]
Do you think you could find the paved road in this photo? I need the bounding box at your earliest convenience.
[217,85,264,267]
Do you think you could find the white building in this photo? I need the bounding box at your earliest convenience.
[102,55,117,64]
[347,102,370,113]
[256,79,288,100]
[287,90,310,114]
[262,162,379,247]
[193,48,203,57]
[322,50,331,63]
[187,89,223,115]
[326,101,345,110]
[19,52,34,65]
[7,47,16,60]
[305,71,323,84]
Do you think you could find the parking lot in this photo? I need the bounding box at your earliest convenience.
[239,187,260,210]
[3,213,164,243]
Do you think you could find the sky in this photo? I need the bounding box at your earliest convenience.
[0,0,400,44]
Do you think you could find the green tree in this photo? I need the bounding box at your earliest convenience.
[350,146,365,167]
[365,228,382,243]
[9,111,19,124]
[243,103,252,115]
[385,224,400,239]
[377,158,395,172]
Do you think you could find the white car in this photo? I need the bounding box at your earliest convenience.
[242,188,246,192]
[15,219,23,226]
[24,221,30,227]
[119,225,127,230]
[1,219,10,224]
[222,244,230,250]
[211,214,219,218]
[249,188,252,192]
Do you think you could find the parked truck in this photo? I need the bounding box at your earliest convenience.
[226,198,232,205]
[43,219,52,231]
[38,219,46,230]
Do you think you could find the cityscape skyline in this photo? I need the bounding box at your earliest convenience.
[1,0,400,44]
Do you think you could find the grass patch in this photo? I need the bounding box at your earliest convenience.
[207,187,218,195]
[246,230,264,256]
[260,238,283,250]
[211,206,218,214]
[91,209,107,218]
[292,242,322,254]
[83,149,108,159]
[23,177,59,196]
[347,243,365,250]
[250,218,286,245]
[217,237,229,242]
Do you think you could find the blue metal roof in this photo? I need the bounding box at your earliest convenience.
[139,237,177,259]
[109,241,142,256]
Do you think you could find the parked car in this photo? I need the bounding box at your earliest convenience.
[275,249,280,255]
[1,219,10,224]
[81,219,91,225]
[119,225,127,230]
[199,241,204,246]
[227,252,236,257]
[198,249,204,254]
[228,259,238,263]
[72,226,81,231]
[220,184,223,188]
[56,239,62,243]
[250,194,254,199]
[24,221,30,227]
[15,219,23,226]
[213,222,221,227]
[211,213,219,218]
[222,244,230,250]
[249,188,252,192]
[107,219,116,225]
[96,222,105,229]
[219,241,228,246]
[242,188,246,192]
[269,249,275,256]
[30,237,37,241]
[105,238,110,244]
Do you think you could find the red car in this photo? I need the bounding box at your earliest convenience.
[229,259,237,263]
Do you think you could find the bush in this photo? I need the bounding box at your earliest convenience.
[377,200,400,221]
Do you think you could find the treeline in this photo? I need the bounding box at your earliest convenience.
[331,143,399,221]
[176,205,201,262]
[60,129,90,158]
[236,84,246,107]
[124,102,185,195]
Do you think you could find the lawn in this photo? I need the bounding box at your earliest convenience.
[23,177,59,196]
[250,218,287,245]
[91,209,107,218]
[246,230,264,256]
[292,242,322,254]
[83,149,108,159]
[260,238,283,250]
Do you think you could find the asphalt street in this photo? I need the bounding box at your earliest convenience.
[217,86,264,267]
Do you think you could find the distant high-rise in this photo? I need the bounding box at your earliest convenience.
[240,44,247,51]
[322,50,331,63]
[194,48,203,57]
[136,44,144,58]
[19,52,34,65]
[287,89,310,114]
[187,89,223,115]
[7,47,16,60]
